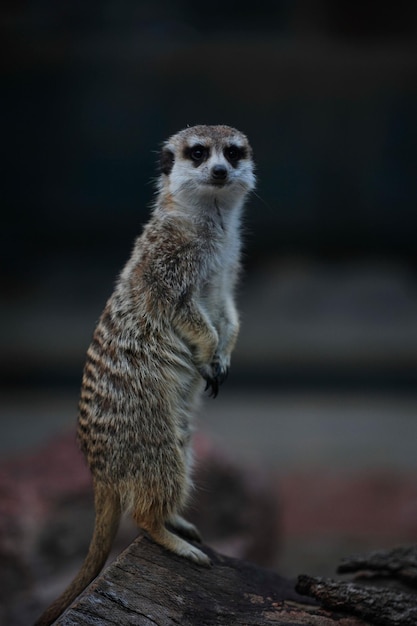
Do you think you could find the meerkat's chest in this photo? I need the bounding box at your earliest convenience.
[198,235,239,305]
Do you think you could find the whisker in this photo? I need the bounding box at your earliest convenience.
[249,188,275,216]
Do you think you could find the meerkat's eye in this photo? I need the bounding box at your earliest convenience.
[224,145,245,164]
[186,144,208,164]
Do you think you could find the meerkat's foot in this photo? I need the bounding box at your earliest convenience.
[167,514,202,542]
[147,524,211,567]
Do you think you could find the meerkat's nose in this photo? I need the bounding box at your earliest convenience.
[211,165,228,181]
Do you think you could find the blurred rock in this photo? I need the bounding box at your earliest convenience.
[190,433,280,566]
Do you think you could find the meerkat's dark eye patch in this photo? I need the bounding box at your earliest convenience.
[160,147,175,175]
[184,144,209,166]
[224,144,246,166]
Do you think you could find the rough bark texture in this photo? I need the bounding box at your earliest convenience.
[297,546,417,626]
[337,546,417,587]
[56,535,367,626]
[297,575,417,626]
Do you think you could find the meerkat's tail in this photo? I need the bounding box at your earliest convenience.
[34,483,121,626]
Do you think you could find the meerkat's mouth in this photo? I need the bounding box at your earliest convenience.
[206,179,230,188]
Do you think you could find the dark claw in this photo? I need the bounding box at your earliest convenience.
[209,377,219,399]
[201,363,229,399]
[218,366,229,385]
[203,376,219,398]
[212,363,229,388]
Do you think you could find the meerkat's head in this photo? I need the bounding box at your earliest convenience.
[158,125,255,211]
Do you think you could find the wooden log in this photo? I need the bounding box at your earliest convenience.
[297,574,417,626]
[337,545,417,587]
[56,535,368,625]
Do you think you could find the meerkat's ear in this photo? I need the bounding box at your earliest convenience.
[160,147,175,176]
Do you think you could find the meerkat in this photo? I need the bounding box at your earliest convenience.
[35,124,255,625]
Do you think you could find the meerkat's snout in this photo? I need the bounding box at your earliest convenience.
[211,163,228,184]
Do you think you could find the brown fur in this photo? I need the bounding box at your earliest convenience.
[35,125,255,625]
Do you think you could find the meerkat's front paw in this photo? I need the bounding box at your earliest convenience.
[215,355,230,385]
[198,364,219,398]
[199,358,229,399]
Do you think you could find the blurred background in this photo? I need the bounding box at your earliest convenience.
[1,0,417,622]
[3,0,417,394]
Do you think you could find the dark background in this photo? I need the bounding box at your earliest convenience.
[2,0,417,395]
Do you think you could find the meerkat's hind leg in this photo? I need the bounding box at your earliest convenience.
[144,521,211,567]
[166,514,202,543]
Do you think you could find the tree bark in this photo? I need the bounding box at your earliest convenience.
[297,575,417,626]
[56,535,368,625]
[337,545,417,587]
[297,546,417,626]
